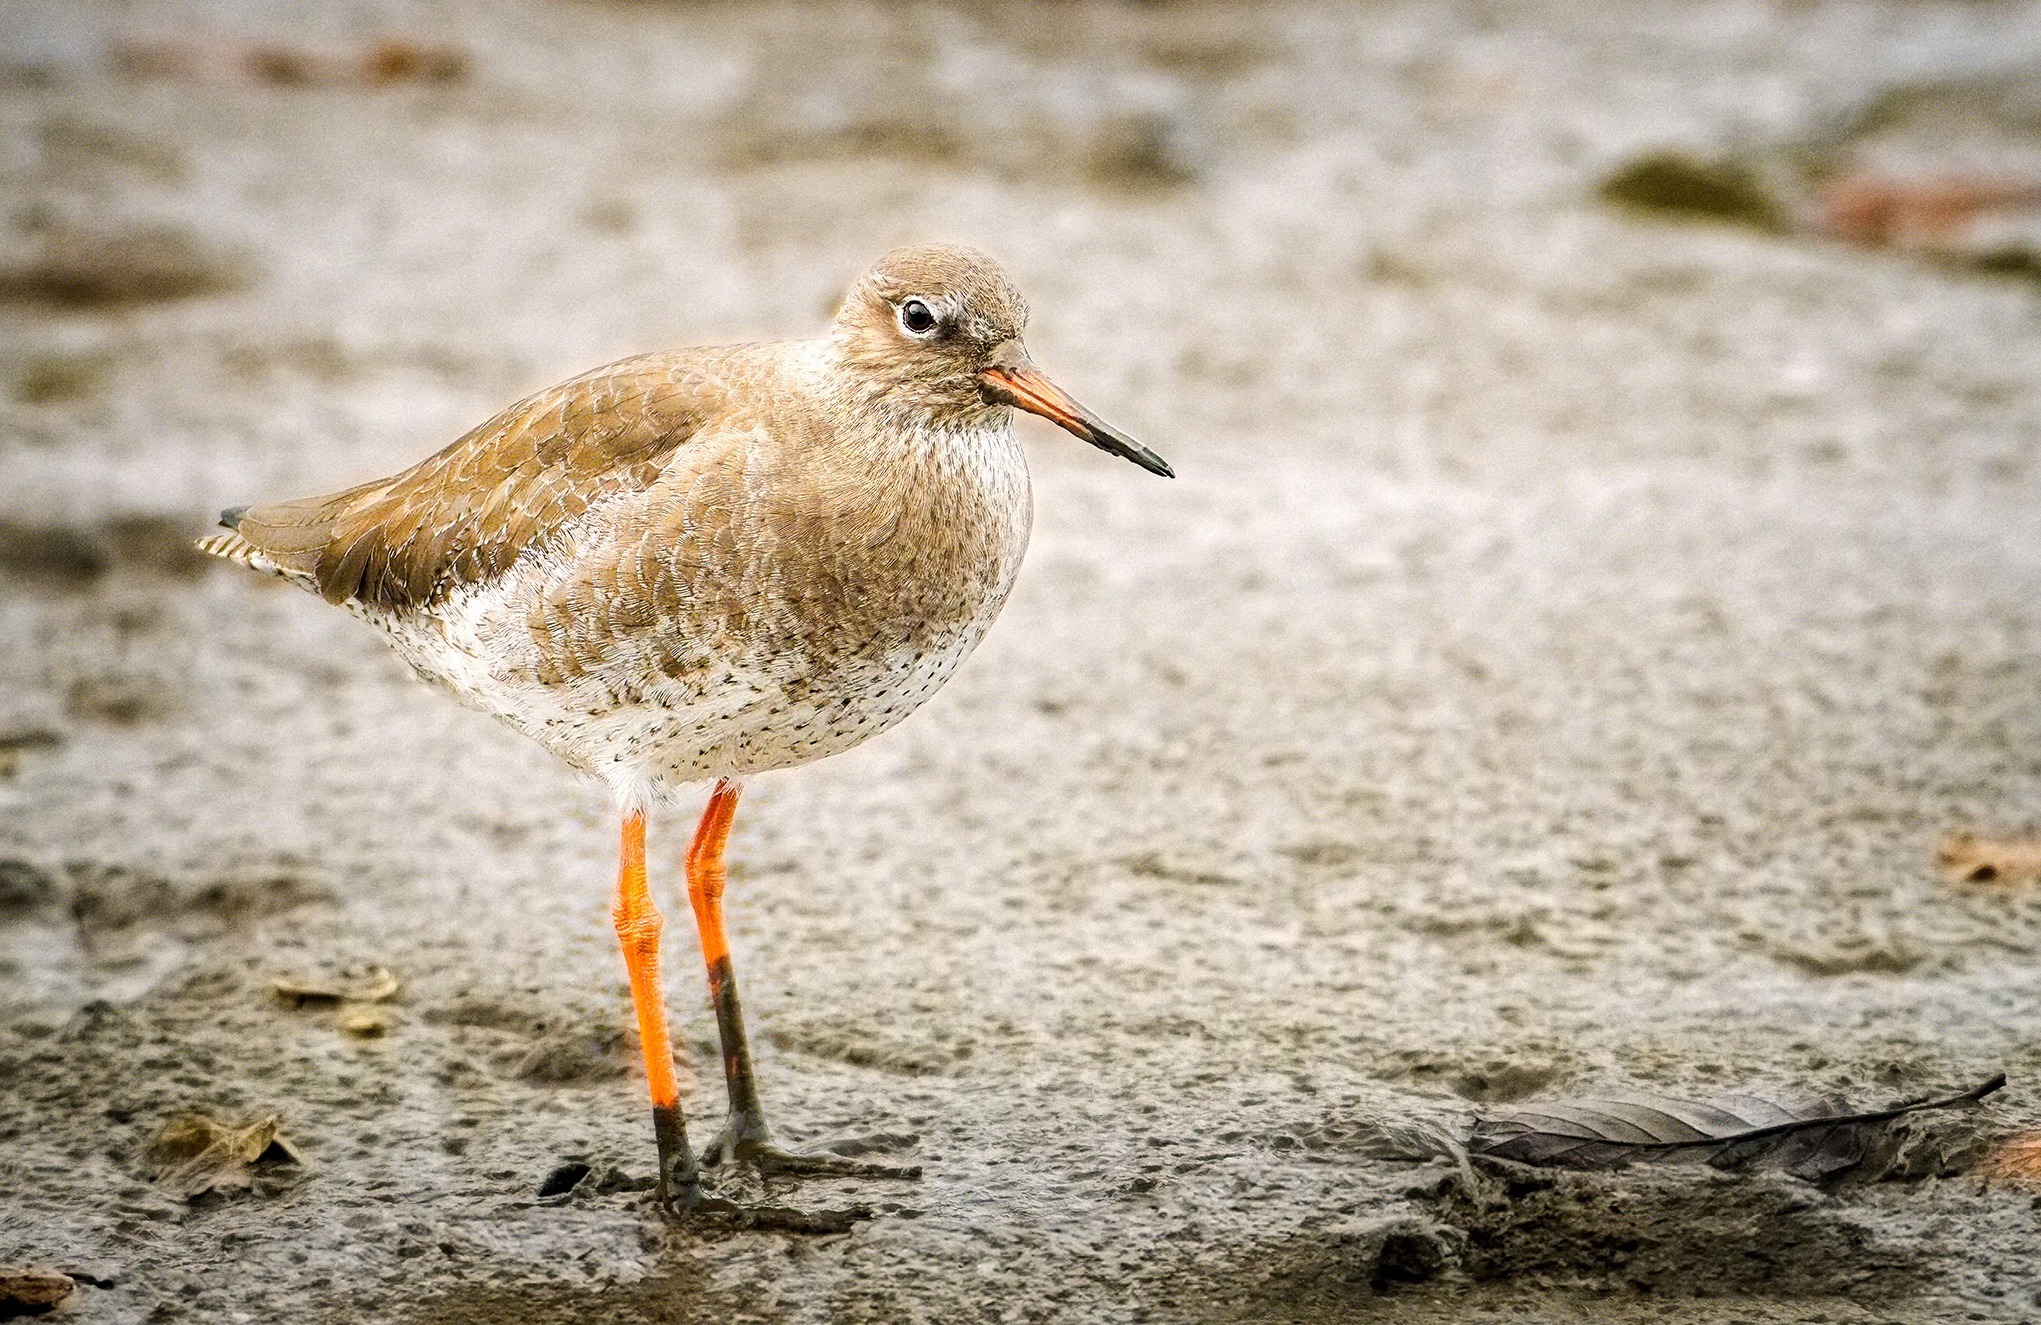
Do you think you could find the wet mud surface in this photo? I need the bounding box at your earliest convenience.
[4,2,2041,1321]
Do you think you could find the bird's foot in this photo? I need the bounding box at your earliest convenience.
[657,1176,871,1234]
[698,1112,922,1181]
[642,1104,868,1233]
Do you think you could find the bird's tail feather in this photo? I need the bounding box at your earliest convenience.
[196,509,294,581]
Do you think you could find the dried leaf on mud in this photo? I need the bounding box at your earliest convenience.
[0,1267,75,1318]
[150,1113,305,1200]
[1597,75,2041,286]
[1981,1131,2041,1183]
[1470,1074,2005,1177]
[272,963,399,1006]
[339,1008,390,1038]
[1816,177,2041,252]
[1939,834,2041,887]
[113,36,468,88]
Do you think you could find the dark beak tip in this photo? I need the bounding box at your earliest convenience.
[982,361,1172,478]
[1095,438,1176,479]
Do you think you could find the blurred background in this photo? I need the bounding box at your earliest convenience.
[3,2,2041,1322]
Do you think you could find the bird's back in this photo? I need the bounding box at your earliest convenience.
[200,350,743,611]
[202,340,1034,794]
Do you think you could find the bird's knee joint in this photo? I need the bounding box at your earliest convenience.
[612,904,663,947]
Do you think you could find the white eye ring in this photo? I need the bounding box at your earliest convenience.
[897,298,940,337]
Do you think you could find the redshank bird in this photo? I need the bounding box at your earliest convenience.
[199,243,1171,1224]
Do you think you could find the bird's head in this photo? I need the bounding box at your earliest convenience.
[831,243,1173,477]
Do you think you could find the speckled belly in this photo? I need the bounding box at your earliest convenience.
[636,623,986,784]
[382,580,1007,799]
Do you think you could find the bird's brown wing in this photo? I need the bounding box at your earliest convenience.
[226,353,723,612]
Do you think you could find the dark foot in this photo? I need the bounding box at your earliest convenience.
[699,1112,922,1180]
[659,1178,871,1234]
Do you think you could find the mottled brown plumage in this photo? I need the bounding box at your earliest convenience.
[228,356,711,610]
[198,243,1170,1222]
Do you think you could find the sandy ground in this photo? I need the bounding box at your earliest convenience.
[4,1,2041,1321]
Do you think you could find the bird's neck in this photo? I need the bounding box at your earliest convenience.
[807,340,1016,473]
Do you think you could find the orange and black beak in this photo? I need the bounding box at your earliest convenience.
[979,342,1173,478]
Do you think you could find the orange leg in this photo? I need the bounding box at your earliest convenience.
[685,780,765,1147]
[685,778,918,1180]
[611,803,873,1231]
[611,806,700,1205]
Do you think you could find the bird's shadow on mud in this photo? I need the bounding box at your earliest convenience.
[1175,1165,1929,1323]
[399,1252,773,1325]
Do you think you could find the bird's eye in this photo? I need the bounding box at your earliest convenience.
[898,299,938,336]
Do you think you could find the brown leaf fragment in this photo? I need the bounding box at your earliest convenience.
[0,1268,74,1319]
[1939,833,2041,887]
[1815,176,2041,251]
[360,38,468,86]
[111,35,468,87]
[150,1113,305,1200]
[1981,1131,2041,1184]
[1470,1074,2004,1178]
[272,963,399,1006]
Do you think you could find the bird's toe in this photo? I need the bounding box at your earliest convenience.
[659,1181,872,1234]
[699,1115,921,1181]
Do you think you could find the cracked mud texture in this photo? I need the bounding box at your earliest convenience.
[4,1,2041,1321]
